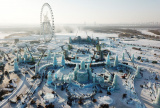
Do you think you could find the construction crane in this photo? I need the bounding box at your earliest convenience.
[25,44,35,62]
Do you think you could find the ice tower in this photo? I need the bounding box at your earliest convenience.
[80,61,85,70]
[14,59,19,72]
[114,55,119,67]
[135,66,141,78]
[53,54,58,68]
[47,71,52,85]
[131,54,134,62]
[154,88,160,106]
[35,63,39,74]
[61,55,65,66]
[106,53,110,67]
[122,53,125,61]
[112,74,119,90]
[47,50,52,59]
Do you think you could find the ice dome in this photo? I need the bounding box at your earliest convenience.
[99,96,113,105]
[44,93,57,103]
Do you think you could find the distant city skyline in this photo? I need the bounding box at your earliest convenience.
[0,0,160,26]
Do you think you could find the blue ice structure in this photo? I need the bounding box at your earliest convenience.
[89,55,91,62]
[122,52,125,61]
[131,54,134,62]
[61,74,64,82]
[80,61,85,70]
[112,74,119,90]
[154,88,160,106]
[53,54,58,68]
[73,61,93,83]
[61,55,65,66]
[69,37,72,44]
[95,53,98,59]
[18,55,22,63]
[108,74,112,82]
[114,55,119,67]
[14,59,19,72]
[54,73,58,80]
[135,66,141,78]
[106,53,110,67]
[86,64,93,81]
[35,63,39,74]
[47,71,52,85]
[54,84,57,90]
[47,50,52,60]
[16,51,19,59]
[23,50,27,62]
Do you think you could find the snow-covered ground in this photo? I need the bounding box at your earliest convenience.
[138,29,160,37]
[122,39,160,47]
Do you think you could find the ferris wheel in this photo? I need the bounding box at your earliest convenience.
[40,3,55,43]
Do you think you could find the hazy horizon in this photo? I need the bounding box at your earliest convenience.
[0,0,160,26]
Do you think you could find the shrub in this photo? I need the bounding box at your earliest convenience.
[93,99,97,103]
[152,61,157,64]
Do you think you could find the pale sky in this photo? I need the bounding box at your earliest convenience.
[0,0,160,26]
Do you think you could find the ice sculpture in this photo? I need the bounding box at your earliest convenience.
[69,37,72,44]
[80,61,85,70]
[75,55,78,60]
[55,85,57,90]
[69,76,71,83]
[16,51,19,59]
[106,53,110,67]
[35,63,39,74]
[2,57,5,63]
[29,53,32,61]
[112,74,119,90]
[131,54,134,62]
[95,53,98,59]
[14,59,19,72]
[87,64,92,80]
[135,66,141,78]
[53,54,57,68]
[47,50,52,59]
[18,55,22,63]
[108,74,112,82]
[93,77,96,83]
[74,69,77,80]
[54,73,57,80]
[154,88,160,106]
[61,75,64,82]
[89,55,91,62]
[114,55,119,67]
[23,50,27,62]
[47,71,52,85]
[75,63,79,71]
[61,55,65,66]
[122,52,125,61]
[24,58,26,63]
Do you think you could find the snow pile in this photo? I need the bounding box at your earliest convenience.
[44,93,57,103]
[99,96,113,105]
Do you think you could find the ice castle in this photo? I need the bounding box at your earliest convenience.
[74,61,92,84]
